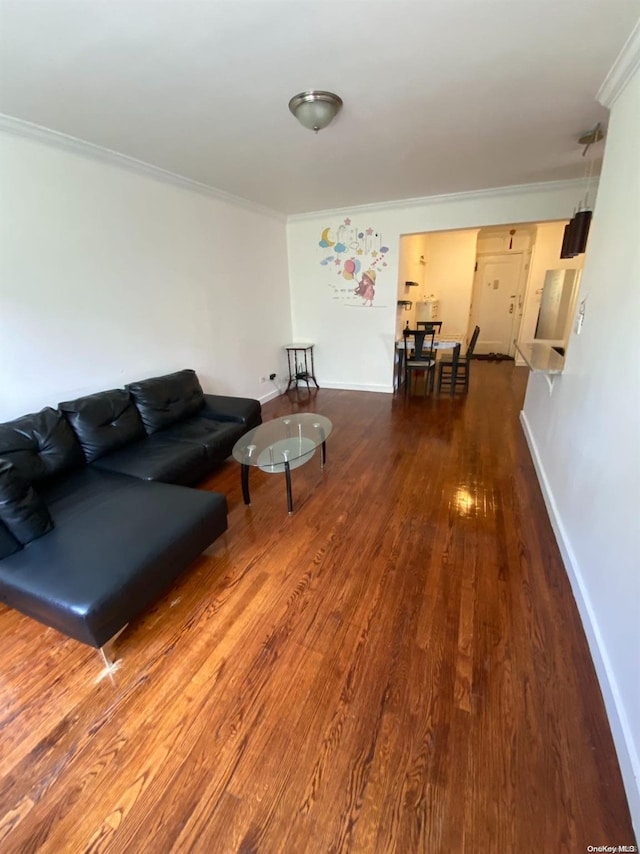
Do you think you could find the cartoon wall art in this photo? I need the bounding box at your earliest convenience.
[354,269,376,306]
[318,217,390,307]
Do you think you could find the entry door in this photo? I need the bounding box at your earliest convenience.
[470,254,524,356]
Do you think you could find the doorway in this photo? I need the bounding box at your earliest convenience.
[470,253,526,356]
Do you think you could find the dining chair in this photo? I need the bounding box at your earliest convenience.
[404,327,437,395]
[437,325,480,394]
[416,320,443,336]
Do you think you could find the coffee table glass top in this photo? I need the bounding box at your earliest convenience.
[232,414,332,473]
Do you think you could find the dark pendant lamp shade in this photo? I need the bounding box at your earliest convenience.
[570,210,592,255]
[560,210,592,259]
[560,123,601,259]
[560,221,577,259]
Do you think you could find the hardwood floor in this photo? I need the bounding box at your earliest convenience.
[0,362,635,852]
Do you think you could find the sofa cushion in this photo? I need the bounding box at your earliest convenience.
[59,389,146,462]
[126,369,205,434]
[0,459,54,544]
[0,407,85,482]
[0,521,22,559]
[158,416,246,458]
[91,433,207,485]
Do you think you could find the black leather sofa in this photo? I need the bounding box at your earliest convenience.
[0,370,261,651]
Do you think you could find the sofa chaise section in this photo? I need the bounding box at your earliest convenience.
[0,467,227,647]
[0,369,262,654]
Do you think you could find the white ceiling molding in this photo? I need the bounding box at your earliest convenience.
[598,17,640,107]
[0,113,286,222]
[1,111,593,226]
[286,178,595,223]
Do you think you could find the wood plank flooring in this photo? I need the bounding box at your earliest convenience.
[0,362,635,852]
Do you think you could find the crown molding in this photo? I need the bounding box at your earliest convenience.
[0,113,286,222]
[0,112,598,226]
[597,18,640,108]
[286,178,594,223]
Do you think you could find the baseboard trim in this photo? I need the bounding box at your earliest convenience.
[258,388,282,405]
[519,410,640,833]
[316,381,394,394]
[259,383,395,401]
[473,354,514,362]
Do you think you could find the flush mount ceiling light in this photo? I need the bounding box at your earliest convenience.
[288,90,343,133]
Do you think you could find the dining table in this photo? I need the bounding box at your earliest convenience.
[395,334,463,394]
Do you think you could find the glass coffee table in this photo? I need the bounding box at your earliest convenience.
[232,413,332,514]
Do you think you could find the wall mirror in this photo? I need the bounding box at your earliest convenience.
[534,269,581,347]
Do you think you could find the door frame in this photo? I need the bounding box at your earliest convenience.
[471,251,530,357]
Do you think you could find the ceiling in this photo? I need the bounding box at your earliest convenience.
[1,0,638,215]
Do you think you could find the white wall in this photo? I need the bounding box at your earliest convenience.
[0,132,291,421]
[422,229,478,337]
[520,52,640,830]
[397,233,429,293]
[287,180,597,392]
[396,232,429,333]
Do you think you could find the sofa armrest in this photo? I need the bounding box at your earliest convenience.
[201,394,262,429]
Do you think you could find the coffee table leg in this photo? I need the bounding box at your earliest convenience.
[241,463,251,505]
[284,460,293,515]
[321,440,327,469]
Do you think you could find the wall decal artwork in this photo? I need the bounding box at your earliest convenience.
[318,217,390,307]
[354,269,376,307]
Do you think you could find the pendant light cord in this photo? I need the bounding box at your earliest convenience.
[583,122,601,210]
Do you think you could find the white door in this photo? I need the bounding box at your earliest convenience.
[470,254,524,356]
